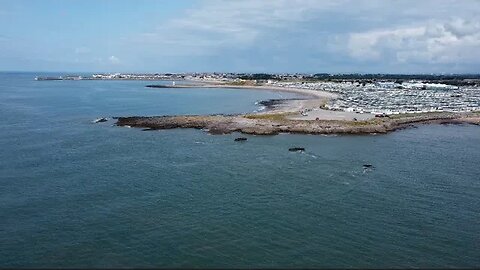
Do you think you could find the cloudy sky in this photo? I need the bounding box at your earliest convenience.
[1,0,479,73]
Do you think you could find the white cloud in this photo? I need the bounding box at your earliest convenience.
[122,0,480,72]
[134,0,349,55]
[348,27,426,60]
[108,55,120,64]
[347,18,480,64]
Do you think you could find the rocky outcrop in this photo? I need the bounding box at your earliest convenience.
[145,85,172,88]
[289,147,305,152]
[92,117,108,123]
[115,112,480,136]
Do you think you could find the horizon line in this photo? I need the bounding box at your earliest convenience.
[2,70,480,76]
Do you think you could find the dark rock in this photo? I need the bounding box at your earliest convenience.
[363,164,373,168]
[93,117,108,123]
[258,99,286,107]
[289,147,305,152]
[145,84,170,88]
[234,137,247,142]
[257,98,302,109]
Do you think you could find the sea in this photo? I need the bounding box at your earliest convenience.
[1,72,479,268]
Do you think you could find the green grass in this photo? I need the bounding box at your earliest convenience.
[387,112,451,119]
[224,80,252,86]
[244,113,293,121]
[341,118,383,126]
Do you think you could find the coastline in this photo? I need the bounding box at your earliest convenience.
[116,112,480,136]
[146,82,346,120]
[145,82,338,99]
[116,83,480,136]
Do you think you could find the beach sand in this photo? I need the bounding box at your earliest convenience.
[121,82,480,135]
[199,84,372,121]
[166,83,337,99]
[160,82,355,120]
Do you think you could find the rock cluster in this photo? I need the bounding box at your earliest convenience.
[115,112,480,136]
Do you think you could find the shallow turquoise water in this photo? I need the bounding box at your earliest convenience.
[1,72,479,268]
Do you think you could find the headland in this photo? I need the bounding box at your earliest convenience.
[117,81,480,135]
[34,72,480,135]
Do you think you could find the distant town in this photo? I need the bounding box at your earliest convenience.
[35,72,480,115]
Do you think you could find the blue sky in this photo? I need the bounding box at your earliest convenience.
[1,0,480,73]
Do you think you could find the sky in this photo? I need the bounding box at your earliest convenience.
[1,0,480,73]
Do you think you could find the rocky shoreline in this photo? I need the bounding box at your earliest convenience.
[115,83,480,135]
[115,112,480,135]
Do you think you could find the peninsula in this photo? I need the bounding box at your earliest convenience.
[116,80,480,135]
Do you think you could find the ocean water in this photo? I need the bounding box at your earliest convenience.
[1,72,479,268]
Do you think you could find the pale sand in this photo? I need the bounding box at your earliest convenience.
[176,83,338,99]
[215,85,373,121]
[220,87,370,121]
[160,82,373,121]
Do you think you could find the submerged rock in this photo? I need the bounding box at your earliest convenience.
[258,99,287,107]
[234,137,247,142]
[145,84,170,88]
[363,164,374,168]
[257,98,301,110]
[289,147,305,152]
[92,117,108,123]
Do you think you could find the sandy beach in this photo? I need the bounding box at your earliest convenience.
[147,82,361,120]
[154,82,337,99]
[137,82,480,135]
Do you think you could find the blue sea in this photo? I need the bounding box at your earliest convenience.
[1,72,479,268]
